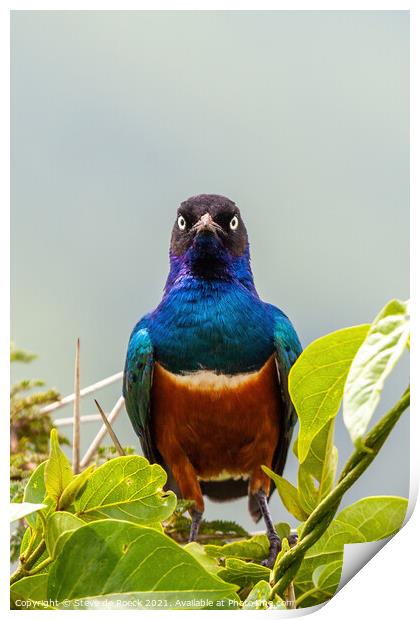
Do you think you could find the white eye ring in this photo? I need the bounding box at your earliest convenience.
[177,215,186,230]
[230,215,239,231]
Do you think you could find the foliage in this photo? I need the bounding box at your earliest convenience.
[10,345,66,562]
[10,299,410,610]
[10,344,65,492]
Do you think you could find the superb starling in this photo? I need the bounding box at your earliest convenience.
[123,194,302,566]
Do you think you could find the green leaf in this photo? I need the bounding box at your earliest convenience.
[47,520,239,609]
[294,496,407,607]
[274,522,291,540]
[334,495,408,540]
[218,559,270,590]
[73,456,176,524]
[45,512,85,558]
[312,561,343,592]
[205,525,289,566]
[10,574,49,609]
[58,465,95,510]
[183,542,221,575]
[23,462,47,528]
[343,299,410,447]
[242,580,271,609]
[262,466,309,521]
[44,429,73,504]
[10,502,46,523]
[205,534,270,562]
[297,420,338,514]
[242,580,286,610]
[290,324,370,462]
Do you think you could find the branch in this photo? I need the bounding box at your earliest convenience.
[269,386,410,600]
[40,371,123,415]
[72,338,81,474]
[10,540,47,585]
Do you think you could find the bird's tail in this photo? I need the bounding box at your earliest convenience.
[200,479,249,503]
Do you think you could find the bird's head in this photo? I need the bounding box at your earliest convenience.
[168,194,253,284]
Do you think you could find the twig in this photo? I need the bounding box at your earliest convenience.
[54,413,102,427]
[40,371,123,415]
[94,399,126,456]
[80,395,125,467]
[72,339,81,474]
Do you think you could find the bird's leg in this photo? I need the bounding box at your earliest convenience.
[255,489,281,568]
[188,508,203,542]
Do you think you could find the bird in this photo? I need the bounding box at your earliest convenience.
[123,194,302,567]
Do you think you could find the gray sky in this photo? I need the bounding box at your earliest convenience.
[11,11,409,529]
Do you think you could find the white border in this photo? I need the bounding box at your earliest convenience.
[2,2,417,618]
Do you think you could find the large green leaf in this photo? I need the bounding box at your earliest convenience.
[295,496,407,608]
[44,429,73,504]
[10,574,49,609]
[261,466,309,521]
[297,420,338,514]
[45,512,85,558]
[73,456,176,524]
[333,495,408,539]
[23,462,47,528]
[289,325,370,462]
[218,559,270,590]
[343,299,410,447]
[47,520,239,609]
[10,502,46,523]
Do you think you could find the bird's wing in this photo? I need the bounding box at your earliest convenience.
[123,321,157,463]
[271,307,302,479]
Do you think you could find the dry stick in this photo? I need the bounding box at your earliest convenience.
[72,338,81,474]
[40,371,123,415]
[94,399,126,456]
[80,395,125,468]
[55,413,102,427]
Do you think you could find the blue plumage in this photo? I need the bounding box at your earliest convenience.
[123,194,301,561]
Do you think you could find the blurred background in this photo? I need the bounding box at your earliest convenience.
[11,11,409,530]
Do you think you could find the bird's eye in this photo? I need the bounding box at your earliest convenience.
[177,215,186,230]
[229,215,239,231]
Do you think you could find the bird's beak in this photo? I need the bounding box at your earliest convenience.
[194,212,218,234]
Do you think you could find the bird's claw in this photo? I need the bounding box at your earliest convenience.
[261,535,281,568]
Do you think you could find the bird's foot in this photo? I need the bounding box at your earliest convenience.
[261,533,281,568]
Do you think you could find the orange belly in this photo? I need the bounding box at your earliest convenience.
[151,355,281,510]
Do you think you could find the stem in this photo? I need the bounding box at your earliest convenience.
[72,338,81,474]
[26,556,53,575]
[10,540,46,585]
[19,528,37,564]
[284,581,296,609]
[269,387,410,600]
